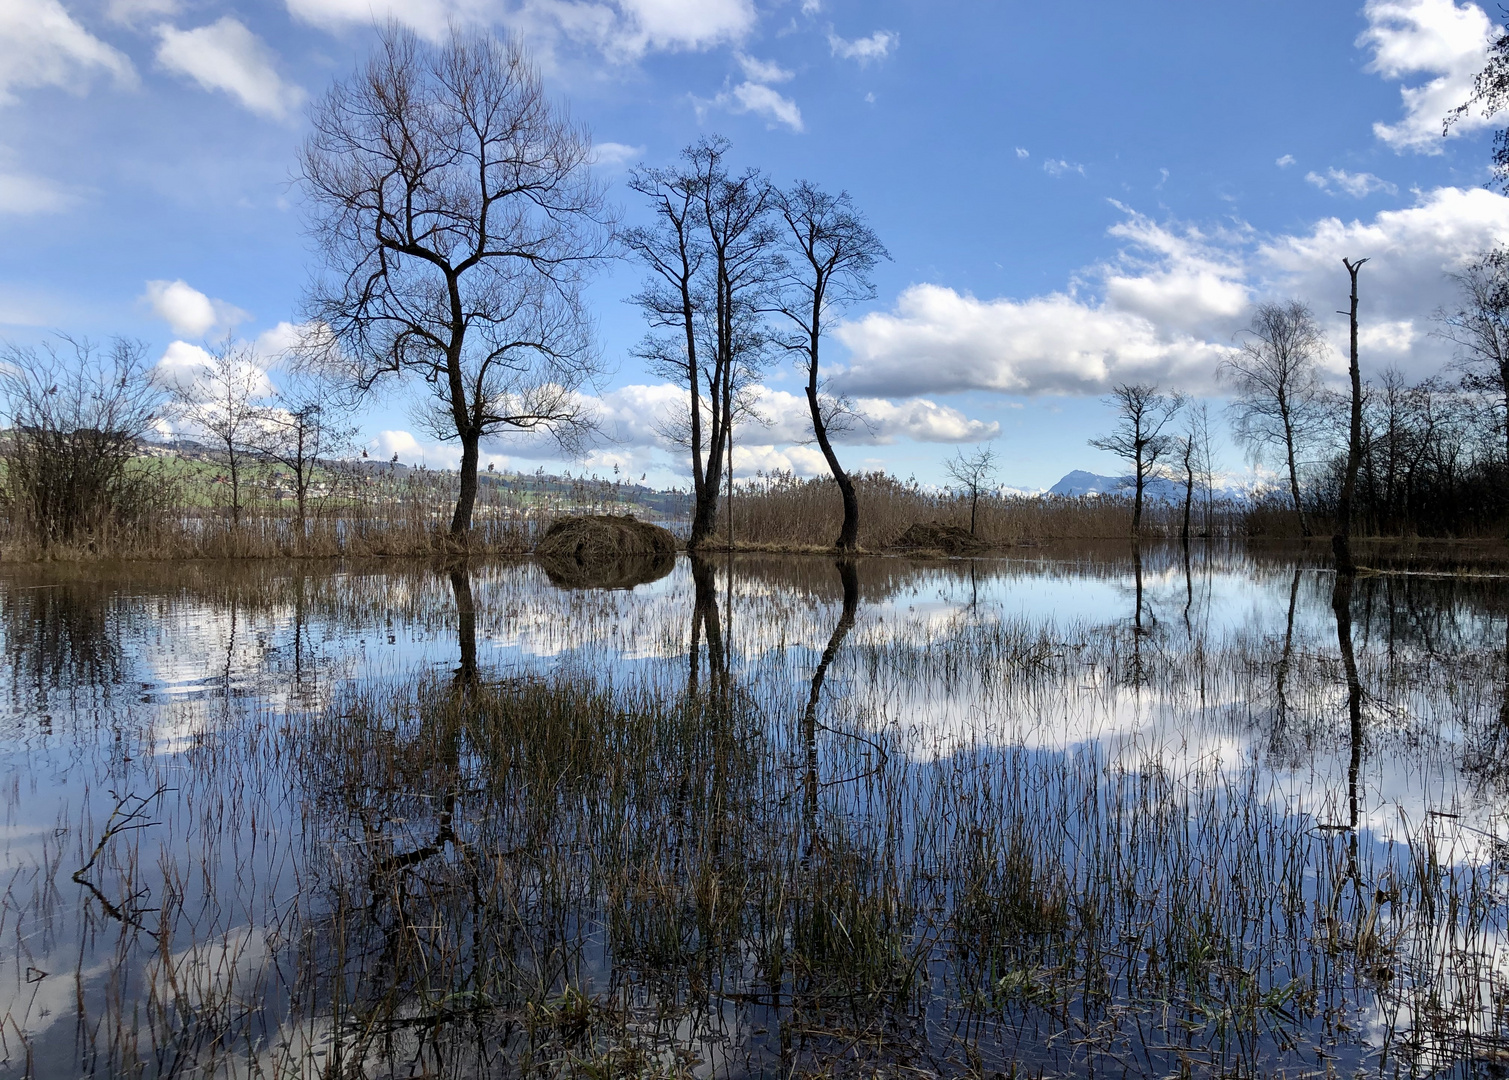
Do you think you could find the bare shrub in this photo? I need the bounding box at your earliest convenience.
[0,336,167,551]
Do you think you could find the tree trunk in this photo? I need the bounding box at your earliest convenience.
[450,431,480,537]
[296,481,308,551]
[970,490,979,536]
[1334,259,1366,574]
[1182,466,1193,546]
[806,386,859,550]
[449,565,477,684]
[1283,415,1310,537]
[1132,454,1145,537]
[803,557,859,823]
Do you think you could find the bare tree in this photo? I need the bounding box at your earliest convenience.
[1220,301,1326,536]
[1186,400,1219,536]
[1088,383,1184,536]
[160,340,270,528]
[1438,249,1509,468]
[258,373,357,546]
[1178,433,1196,546]
[1334,258,1368,574]
[624,137,776,550]
[299,25,612,540]
[771,181,889,551]
[944,444,998,536]
[0,336,163,549]
[1448,25,1509,188]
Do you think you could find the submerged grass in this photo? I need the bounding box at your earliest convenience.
[5,551,1509,1077]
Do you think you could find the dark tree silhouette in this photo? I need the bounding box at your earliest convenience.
[625,138,776,550]
[299,25,611,540]
[1089,382,1183,537]
[944,444,998,537]
[771,182,889,551]
[1334,258,1368,574]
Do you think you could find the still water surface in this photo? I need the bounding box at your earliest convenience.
[3,546,1509,1077]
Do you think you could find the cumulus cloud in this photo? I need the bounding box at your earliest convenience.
[836,186,1509,399]
[151,339,276,404]
[1276,154,1296,167]
[1015,147,1030,159]
[835,285,1233,398]
[1260,184,1509,370]
[143,279,250,338]
[1305,167,1398,197]
[1360,0,1495,153]
[0,171,75,214]
[828,29,896,64]
[835,208,1249,397]
[156,18,305,120]
[0,0,135,106]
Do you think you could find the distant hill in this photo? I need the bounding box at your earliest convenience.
[1048,470,1184,502]
[1048,469,1256,503]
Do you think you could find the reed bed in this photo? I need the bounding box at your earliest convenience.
[719,472,1250,550]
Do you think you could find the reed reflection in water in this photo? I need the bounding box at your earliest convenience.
[4,547,1509,1077]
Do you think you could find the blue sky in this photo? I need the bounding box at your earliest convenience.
[3,0,1508,489]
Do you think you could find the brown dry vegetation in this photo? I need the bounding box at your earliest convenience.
[718,471,1241,550]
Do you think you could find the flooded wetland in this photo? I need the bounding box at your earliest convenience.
[5,545,1509,1078]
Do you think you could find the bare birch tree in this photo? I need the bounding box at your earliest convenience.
[1089,382,1184,537]
[160,340,270,528]
[771,181,889,551]
[1220,300,1326,536]
[298,25,612,539]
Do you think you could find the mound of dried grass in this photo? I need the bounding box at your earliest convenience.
[891,521,992,556]
[535,514,677,560]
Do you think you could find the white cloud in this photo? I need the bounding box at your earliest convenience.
[372,429,453,466]
[0,171,74,214]
[592,141,644,167]
[835,285,1232,398]
[156,18,305,120]
[151,340,276,405]
[1259,184,1509,371]
[143,279,250,337]
[713,81,804,131]
[1015,147,1030,159]
[253,321,304,364]
[1304,167,1398,197]
[616,0,755,54]
[828,29,896,64]
[1276,153,1296,167]
[1042,158,1085,177]
[851,397,999,443]
[735,52,792,83]
[1360,0,1495,153]
[836,185,1509,399]
[0,0,135,106]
